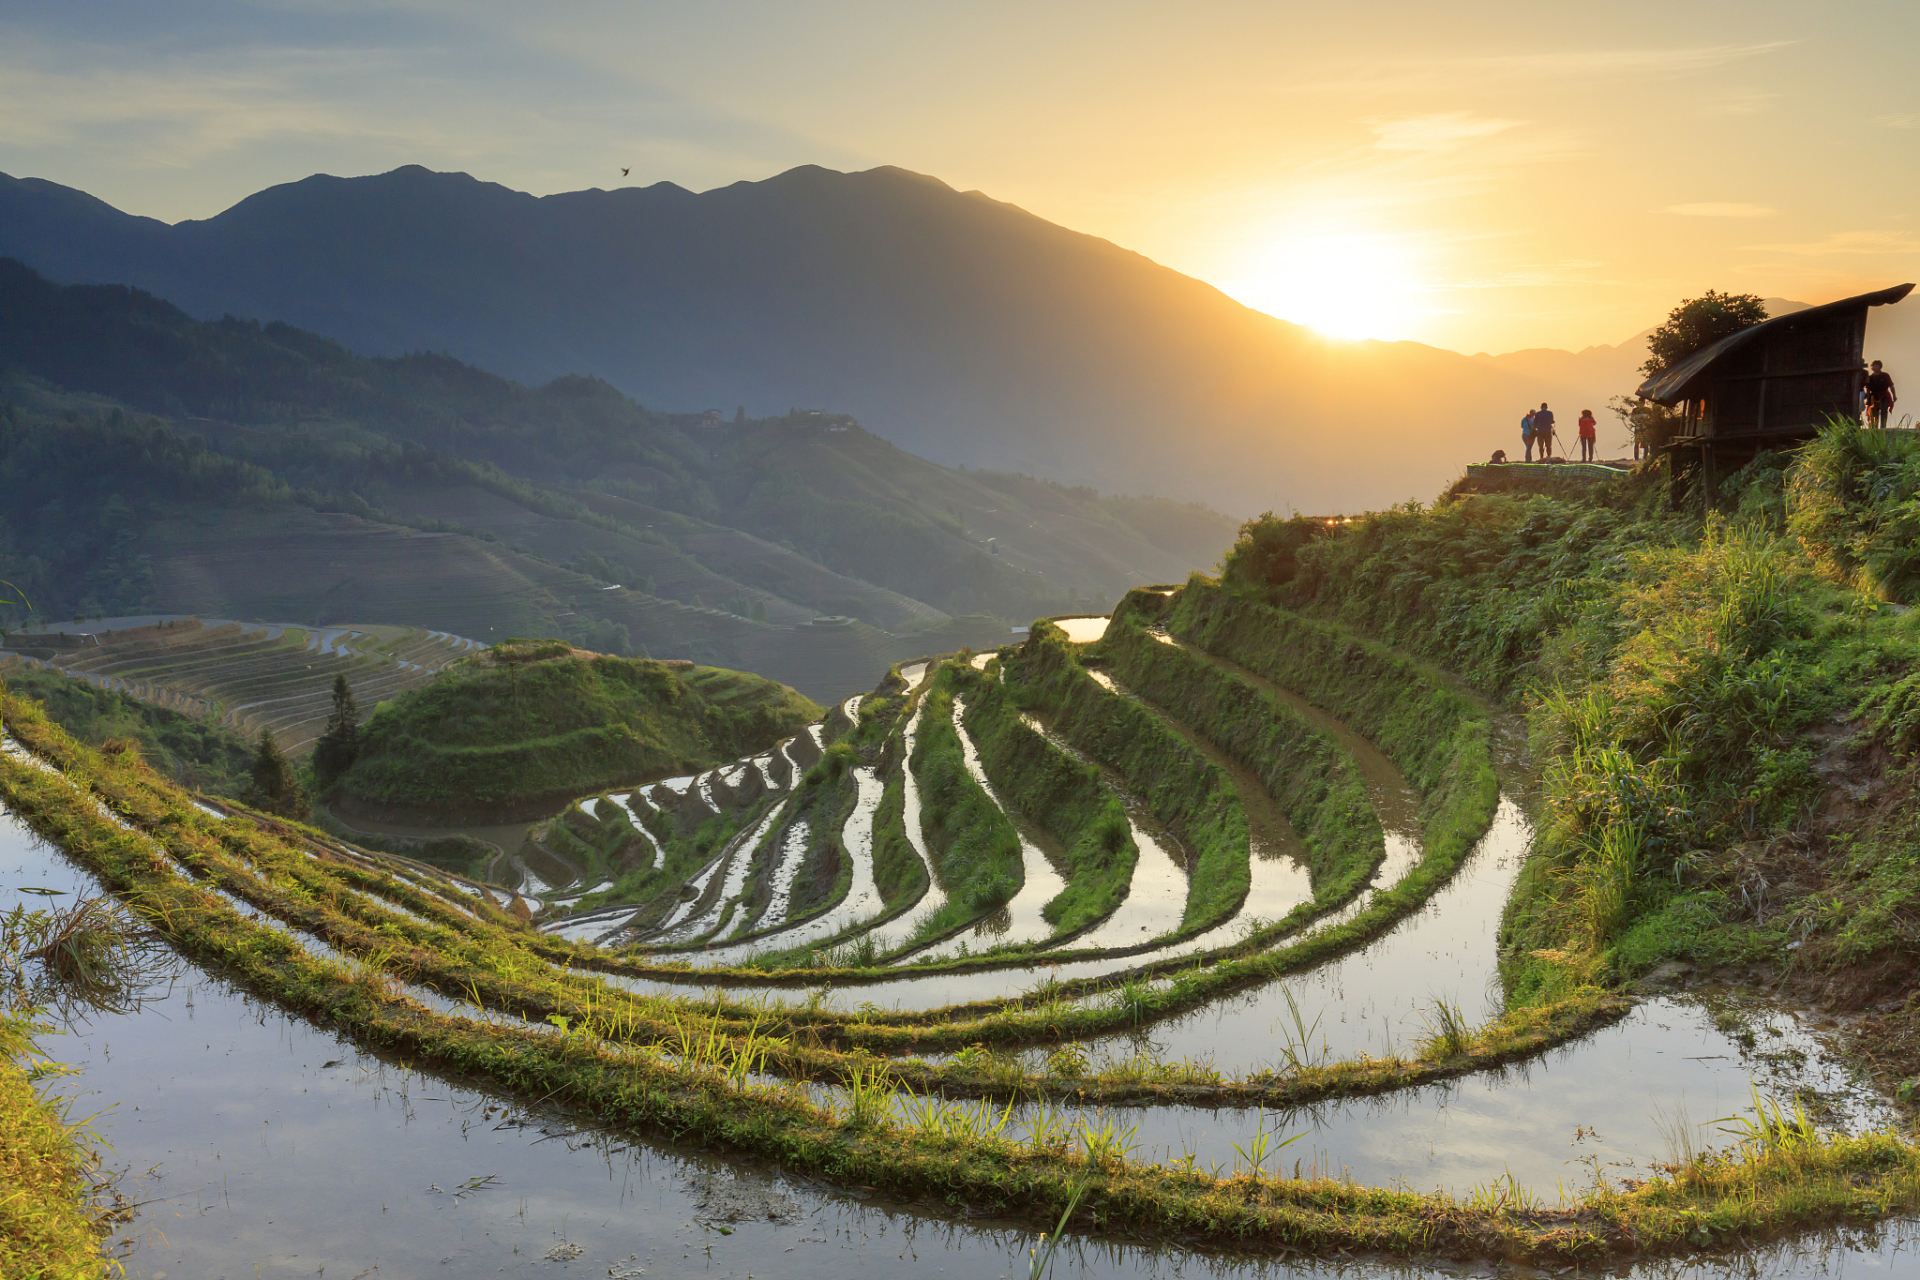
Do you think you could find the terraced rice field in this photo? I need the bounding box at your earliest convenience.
[0,614,480,753]
[0,586,1910,1275]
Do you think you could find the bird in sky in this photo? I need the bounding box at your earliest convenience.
[621,167,630,176]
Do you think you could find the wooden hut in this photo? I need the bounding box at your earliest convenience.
[1637,283,1914,498]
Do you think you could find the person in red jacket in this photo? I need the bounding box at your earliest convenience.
[1577,409,1598,462]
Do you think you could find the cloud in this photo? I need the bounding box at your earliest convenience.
[1372,113,1520,153]
[1877,114,1920,130]
[1295,41,1793,95]
[1666,202,1775,218]
[1746,230,1920,256]
[0,17,865,220]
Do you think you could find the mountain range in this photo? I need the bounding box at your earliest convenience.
[0,163,1711,516]
[4,161,1913,518]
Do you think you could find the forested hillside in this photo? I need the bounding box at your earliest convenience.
[0,258,1236,697]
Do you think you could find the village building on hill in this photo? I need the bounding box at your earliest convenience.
[1637,283,1914,498]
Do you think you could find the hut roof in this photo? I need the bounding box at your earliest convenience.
[1636,283,1914,405]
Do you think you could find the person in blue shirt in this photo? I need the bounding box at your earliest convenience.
[1533,404,1556,460]
[1521,409,1536,462]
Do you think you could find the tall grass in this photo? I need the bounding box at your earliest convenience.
[1789,415,1920,600]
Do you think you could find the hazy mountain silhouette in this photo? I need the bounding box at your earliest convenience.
[0,164,1672,512]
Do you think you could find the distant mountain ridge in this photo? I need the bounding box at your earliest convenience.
[0,163,1616,514]
[1471,299,1822,418]
[9,165,1909,511]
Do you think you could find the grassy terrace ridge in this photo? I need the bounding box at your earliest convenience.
[892,670,1026,951]
[7,684,1535,1105]
[956,664,1140,937]
[1166,580,1497,825]
[1089,604,1381,913]
[995,624,1249,935]
[7,704,1920,1265]
[2,605,1502,1063]
[336,639,821,818]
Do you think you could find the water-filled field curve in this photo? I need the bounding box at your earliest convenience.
[6,587,1917,1271]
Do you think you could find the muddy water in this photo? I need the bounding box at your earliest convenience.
[6,806,1918,1275]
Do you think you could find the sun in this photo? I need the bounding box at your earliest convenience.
[1219,230,1426,341]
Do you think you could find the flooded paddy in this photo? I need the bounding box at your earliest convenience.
[1088,994,1896,1197]
[14,608,1920,1279]
[9,804,1916,1279]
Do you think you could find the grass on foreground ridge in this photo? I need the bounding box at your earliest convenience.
[4,704,1920,1265]
[0,885,143,1279]
[0,1017,111,1279]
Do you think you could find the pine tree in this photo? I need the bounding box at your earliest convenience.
[311,674,361,789]
[247,729,309,820]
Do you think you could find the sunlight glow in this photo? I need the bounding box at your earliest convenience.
[1220,230,1428,340]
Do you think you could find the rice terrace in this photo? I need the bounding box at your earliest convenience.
[5,9,1920,1278]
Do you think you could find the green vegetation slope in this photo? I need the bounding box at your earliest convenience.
[0,659,254,795]
[335,640,821,817]
[1217,424,1920,1093]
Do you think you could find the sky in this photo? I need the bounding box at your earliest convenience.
[2,0,1916,355]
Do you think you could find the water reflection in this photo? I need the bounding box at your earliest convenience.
[1052,616,1112,644]
[2,805,1914,1277]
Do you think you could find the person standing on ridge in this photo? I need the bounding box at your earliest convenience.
[1576,408,1597,462]
[1867,361,1897,430]
[1521,408,1537,462]
[1533,403,1556,460]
